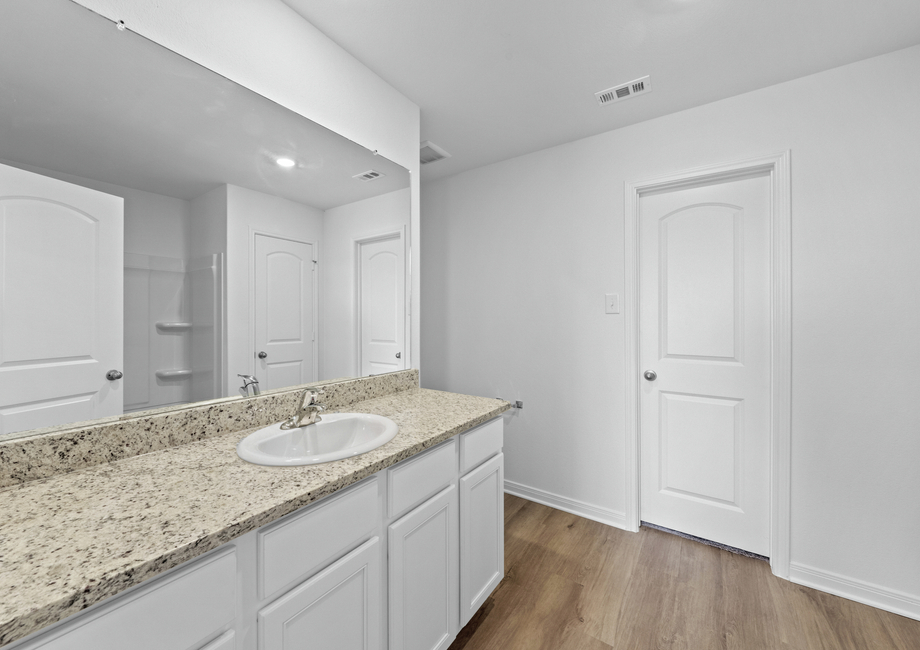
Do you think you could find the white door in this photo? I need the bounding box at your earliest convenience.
[0,162,123,436]
[639,173,771,556]
[359,233,406,376]
[388,485,458,650]
[253,234,315,391]
[259,537,381,650]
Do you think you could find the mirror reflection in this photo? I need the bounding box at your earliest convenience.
[0,0,411,440]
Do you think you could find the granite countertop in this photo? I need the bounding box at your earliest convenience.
[0,387,509,647]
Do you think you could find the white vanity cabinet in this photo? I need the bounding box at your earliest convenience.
[258,537,382,650]
[9,418,505,650]
[458,419,505,627]
[459,453,504,626]
[10,547,238,650]
[385,417,506,649]
[388,486,459,650]
[386,440,460,650]
[256,478,380,602]
[255,477,383,650]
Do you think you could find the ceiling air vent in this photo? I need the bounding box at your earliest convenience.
[595,75,652,106]
[420,140,451,165]
[353,169,384,182]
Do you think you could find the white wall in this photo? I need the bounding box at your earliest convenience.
[72,0,422,375]
[323,188,411,379]
[120,191,189,261]
[190,186,228,260]
[422,45,920,616]
[225,185,324,392]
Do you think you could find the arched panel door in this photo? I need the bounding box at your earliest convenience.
[359,233,405,377]
[253,233,315,390]
[639,174,771,556]
[0,162,123,436]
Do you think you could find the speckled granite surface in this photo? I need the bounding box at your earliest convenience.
[0,386,509,647]
[0,370,419,489]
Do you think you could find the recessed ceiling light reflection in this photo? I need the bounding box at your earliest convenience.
[276,157,296,168]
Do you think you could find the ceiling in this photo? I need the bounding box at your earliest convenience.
[281,0,920,181]
[0,0,408,209]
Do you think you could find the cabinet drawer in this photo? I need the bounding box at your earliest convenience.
[459,418,503,474]
[258,477,379,600]
[387,439,457,519]
[26,548,236,650]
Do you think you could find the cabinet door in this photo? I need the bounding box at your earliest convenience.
[196,630,235,650]
[388,485,459,650]
[259,537,381,650]
[459,453,504,627]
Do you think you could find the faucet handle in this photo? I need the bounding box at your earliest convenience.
[281,390,326,430]
[299,388,325,407]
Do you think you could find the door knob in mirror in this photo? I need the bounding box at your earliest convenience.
[106,370,124,381]
[258,351,268,359]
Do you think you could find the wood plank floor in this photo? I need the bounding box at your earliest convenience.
[449,494,920,650]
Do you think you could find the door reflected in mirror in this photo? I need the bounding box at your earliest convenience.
[0,0,411,441]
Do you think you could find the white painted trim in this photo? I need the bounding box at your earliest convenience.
[789,563,920,622]
[623,179,640,534]
[353,227,408,377]
[404,204,414,372]
[768,152,793,580]
[623,151,792,578]
[219,251,228,398]
[504,480,627,529]
[400,224,410,371]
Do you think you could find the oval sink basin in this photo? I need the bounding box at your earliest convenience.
[237,413,398,466]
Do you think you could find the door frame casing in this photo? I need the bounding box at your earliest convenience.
[623,151,792,578]
[353,226,409,377]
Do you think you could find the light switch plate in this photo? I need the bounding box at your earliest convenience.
[605,293,620,314]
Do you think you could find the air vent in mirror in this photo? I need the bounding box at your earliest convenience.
[353,170,384,182]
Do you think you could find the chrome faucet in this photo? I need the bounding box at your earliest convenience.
[238,374,261,397]
[281,389,325,429]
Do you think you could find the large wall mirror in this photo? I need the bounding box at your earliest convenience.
[0,0,412,440]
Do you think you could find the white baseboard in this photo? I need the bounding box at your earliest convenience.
[504,480,627,530]
[789,562,920,622]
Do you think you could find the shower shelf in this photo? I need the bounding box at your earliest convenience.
[155,369,192,380]
[155,321,192,331]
